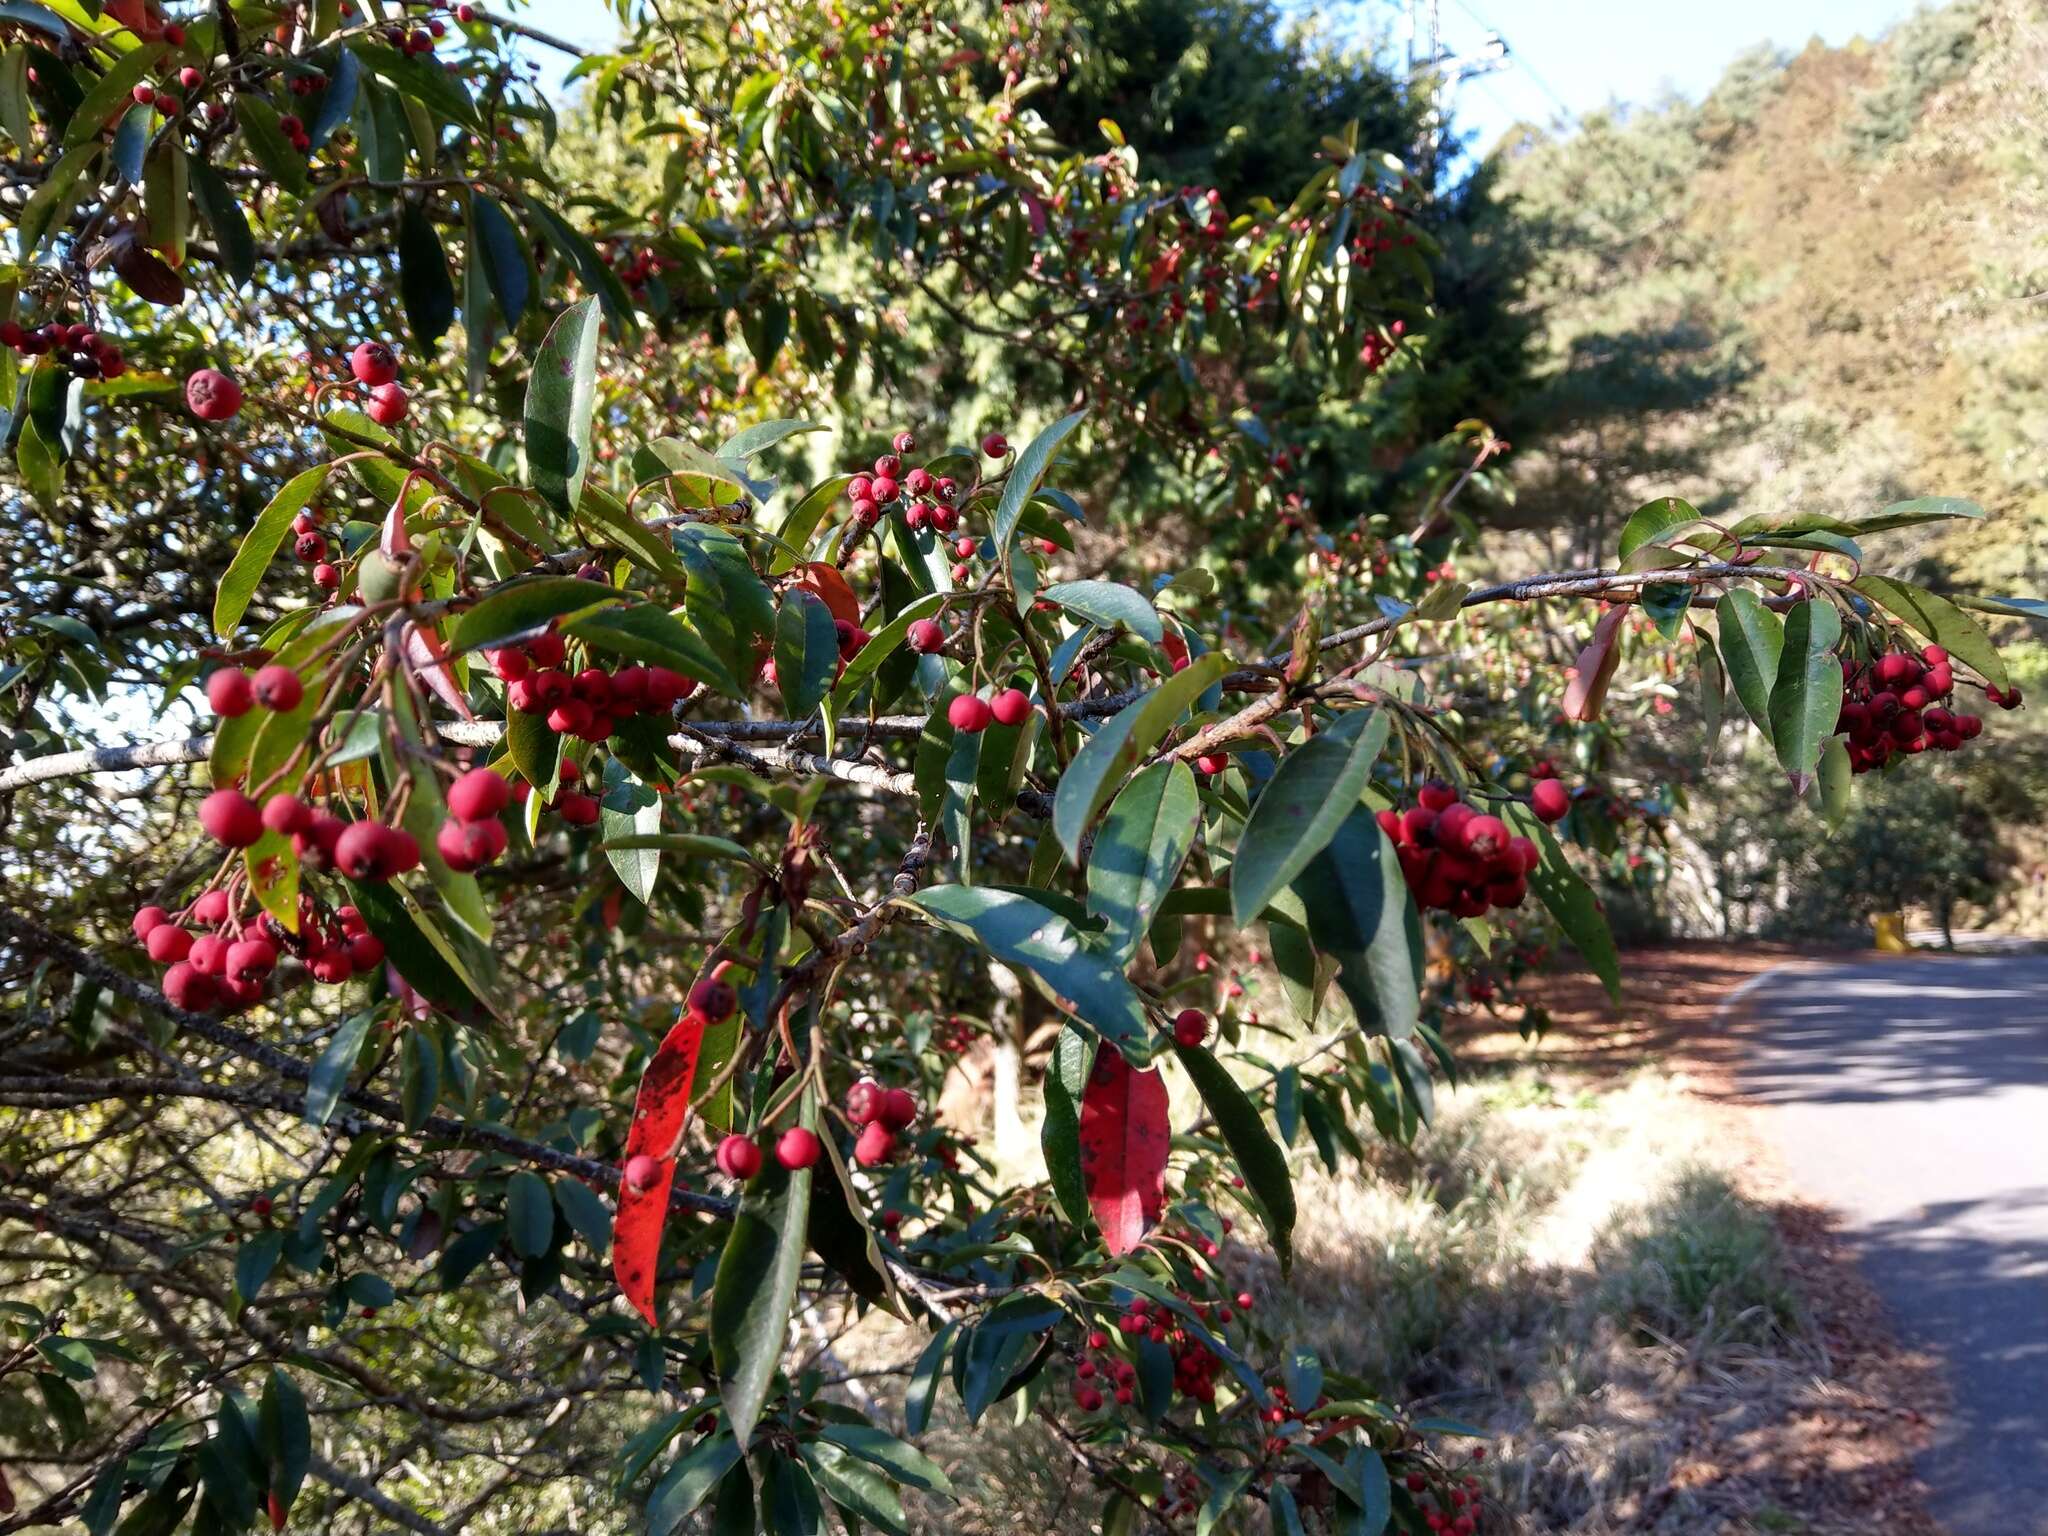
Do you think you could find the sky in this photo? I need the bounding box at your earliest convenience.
[503,0,1926,150]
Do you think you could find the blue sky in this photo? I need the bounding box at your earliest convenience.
[505,0,1926,148]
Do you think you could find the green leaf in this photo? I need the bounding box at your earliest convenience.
[600,762,663,904]
[904,1322,957,1436]
[994,410,1086,554]
[599,832,760,868]
[63,42,165,148]
[710,1101,815,1448]
[470,190,530,326]
[1768,599,1843,795]
[212,466,331,638]
[1714,588,1783,741]
[517,194,638,334]
[814,1424,954,1495]
[720,418,825,463]
[1817,733,1852,832]
[400,1027,440,1130]
[343,877,488,1021]
[1039,580,1163,643]
[1853,574,2010,692]
[632,435,748,505]
[233,96,308,196]
[261,1369,308,1509]
[353,42,484,132]
[1052,653,1231,862]
[674,524,775,688]
[553,1175,612,1256]
[1290,812,1424,1036]
[397,202,455,351]
[506,709,563,797]
[1173,1042,1296,1274]
[1231,710,1390,926]
[525,296,603,515]
[234,1230,283,1304]
[568,602,740,697]
[1854,495,1985,531]
[16,141,97,260]
[1041,1024,1094,1225]
[506,1171,555,1260]
[1502,803,1622,1003]
[772,474,855,573]
[302,1010,374,1128]
[775,589,838,720]
[1088,760,1198,964]
[1617,496,1703,564]
[648,1433,743,1536]
[188,159,255,289]
[762,1455,825,1536]
[908,886,1155,1061]
[451,576,619,655]
[801,1441,909,1536]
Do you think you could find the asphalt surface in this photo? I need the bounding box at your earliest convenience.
[1737,954,2048,1535]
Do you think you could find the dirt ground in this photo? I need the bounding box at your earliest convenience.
[1465,944,1949,1536]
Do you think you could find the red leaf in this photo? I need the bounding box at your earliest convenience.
[611,1007,709,1325]
[1078,1044,1170,1255]
[1562,605,1628,722]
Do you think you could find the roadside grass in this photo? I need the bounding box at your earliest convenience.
[825,1059,1818,1533]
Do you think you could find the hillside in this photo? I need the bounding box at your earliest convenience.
[1483,0,2048,639]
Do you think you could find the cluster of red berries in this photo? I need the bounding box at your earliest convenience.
[1834,644,2009,773]
[929,1014,976,1055]
[125,62,203,120]
[1072,1291,1253,1413]
[348,341,410,427]
[944,687,1033,734]
[489,631,697,743]
[0,319,128,380]
[133,891,384,1014]
[1378,782,1542,918]
[1413,1459,1489,1535]
[844,1077,920,1165]
[435,767,511,873]
[288,505,341,591]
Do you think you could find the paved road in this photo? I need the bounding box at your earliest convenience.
[1738,955,2048,1535]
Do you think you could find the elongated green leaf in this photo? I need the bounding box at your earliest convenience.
[599,833,760,868]
[994,411,1085,553]
[1854,495,1984,531]
[1853,574,2010,692]
[260,1368,310,1508]
[802,1441,910,1535]
[1617,496,1702,564]
[710,1102,814,1449]
[213,466,331,638]
[1290,812,1424,1036]
[1088,760,1198,964]
[1502,803,1621,1002]
[451,576,617,654]
[772,474,855,573]
[648,1434,743,1536]
[63,42,165,148]
[303,1010,374,1128]
[189,159,255,288]
[1768,599,1843,794]
[553,1175,611,1255]
[234,1231,283,1304]
[234,96,307,196]
[719,418,825,463]
[505,709,562,798]
[1817,733,1852,832]
[470,191,530,326]
[908,886,1155,1060]
[1173,1042,1295,1274]
[1053,653,1230,861]
[1714,588,1783,741]
[397,202,455,350]
[1231,710,1389,925]
[353,42,484,132]
[775,589,837,720]
[506,1171,554,1259]
[1040,580,1163,643]
[814,1424,953,1495]
[600,762,662,904]
[1041,1024,1095,1225]
[525,296,603,515]
[904,1322,957,1436]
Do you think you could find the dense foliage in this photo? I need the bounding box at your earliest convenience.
[0,3,2032,1535]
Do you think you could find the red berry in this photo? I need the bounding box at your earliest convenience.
[162,961,219,1013]
[854,1121,896,1166]
[200,789,264,847]
[947,694,993,733]
[335,821,408,881]
[906,618,946,654]
[205,668,254,717]
[446,767,510,824]
[715,1134,762,1181]
[1418,779,1456,812]
[1172,1008,1207,1048]
[845,1079,886,1125]
[366,381,409,426]
[146,924,193,963]
[350,341,398,386]
[250,665,302,712]
[261,793,311,836]
[775,1127,822,1170]
[131,83,155,105]
[132,905,170,941]
[989,687,1032,726]
[185,369,243,421]
[688,975,737,1023]
[878,1087,918,1130]
[226,937,277,982]
[1195,752,1228,777]
[981,432,1009,457]
[1530,778,1570,823]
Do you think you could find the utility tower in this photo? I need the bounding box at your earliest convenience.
[1403,0,1510,179]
